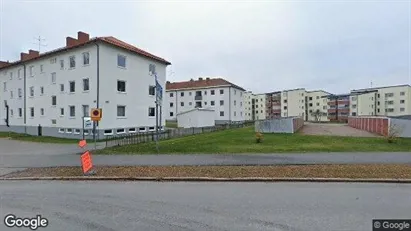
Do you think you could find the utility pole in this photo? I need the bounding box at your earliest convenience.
[33,36,47,53]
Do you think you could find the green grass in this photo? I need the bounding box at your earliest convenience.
[0,132,88,144]
[96,126,411,154]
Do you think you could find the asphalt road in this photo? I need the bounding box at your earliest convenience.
[0,181,410,231]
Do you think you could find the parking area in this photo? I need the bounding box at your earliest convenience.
[300,122,379,137]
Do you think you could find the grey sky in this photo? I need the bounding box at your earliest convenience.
[0,0,410,94]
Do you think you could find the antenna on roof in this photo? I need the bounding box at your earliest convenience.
[370,81,373,88]
[32,36,47,53]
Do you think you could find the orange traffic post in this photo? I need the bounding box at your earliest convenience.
[80,151,93,174]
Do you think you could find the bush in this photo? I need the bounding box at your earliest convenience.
[255,132,263,143]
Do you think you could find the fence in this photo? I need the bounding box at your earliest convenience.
[105,121,254,147]
[348,116,390,136]
[255,117,304,134]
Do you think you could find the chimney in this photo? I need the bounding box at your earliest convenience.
[190,78,194,81]
[20,52,30,61]
[77,31,90,43]
[166,81,171,84]
[66,36,79,47]
[28,50,39,57]
[206,77,210,80]
[0,61,10,68]
[198,77,203,81]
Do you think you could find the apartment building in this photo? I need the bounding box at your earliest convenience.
[165,77,246,124]
[253,93,267,120]
[305,90,330,121]
[0,31,171,138]
[350,84,411,117]
[266,91,282,119]
[281,88,306,118]
[324,94,350,122]
[243,91,255,121]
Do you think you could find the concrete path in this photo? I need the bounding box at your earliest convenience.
[1,181,410,231]
[301,123,379,137]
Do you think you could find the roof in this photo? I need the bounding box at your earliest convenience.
[306,89,332,95]
[166,78,246,91]
[177,108,215,116]
[321,93,351,99]
[0,36,171,70]
[351,84,411,92]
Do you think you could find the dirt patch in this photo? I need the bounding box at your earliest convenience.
[4,165,411,179]
[300,123,379,137]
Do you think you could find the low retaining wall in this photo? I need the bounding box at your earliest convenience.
[255,117,304,134]
[348,116,411,138]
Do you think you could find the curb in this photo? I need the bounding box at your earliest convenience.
[1,177,411,183]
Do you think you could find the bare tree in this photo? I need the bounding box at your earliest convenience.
[311,109,326,122]
[385,123,403,143]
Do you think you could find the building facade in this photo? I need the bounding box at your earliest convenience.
[243,91,255,121]
[0,31,171,138]
[325,94,350,122]
[266,91,282,119]
[305,90,330,121]
[281,88,306,118]
[165,77,246,124]
[253,93,267,120]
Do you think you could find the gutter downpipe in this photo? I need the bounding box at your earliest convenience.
[23,64,27,134]
[229,87,231,124]
[93,42,100,144]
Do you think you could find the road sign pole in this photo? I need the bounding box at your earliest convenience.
[82,116,85,140]
[93,121,96,151]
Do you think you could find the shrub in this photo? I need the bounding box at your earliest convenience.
[255,132,263,143]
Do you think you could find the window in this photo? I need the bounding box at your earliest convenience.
[400,100,405,104]
[211,101,215,106]
[83,52,90,65]
[69,81,75,93]
[220,100,224,106]
[149,86,155,96]
[69,106,75,117]
[189,92,192,96]
[211,90,215,95]
[170,112,174,116]
[18,69,21,79]
[58,128,65,133]
[103,129,113,135]
[189,102,192,106]
[377,101,380,106]
[284,99,287,103]
[117,105,126,117]
[170,102,174,107]
[117,55,126,67]
[60,60,64,69]
[60,108,64,116]
[51,119,57,125]
[116,128,125,134]
[30,107,34,117]
[234,90,237,95]
[139,127,146,132]
[117,80,126,92]
[149,64,156,74]
[69,56,76,68]
[234,100,236,106]
[66,128,73,134]
[29,87,34,97]
[240,102,243,106]
[180,92,184,97]
[40,65,44,73]
[234,111,236,116]
[9,72,12,80]
[3,82,6,92]
[385,93,394,97]
[309,97,313,101]
[149,127,155,131]
[220,111,224,116]
[170,93,174,97]
[51,96,57,106]
[40,108,44,116]
[400,108,405,112]
[29,66,34,76]
[82,105,89,117]
[316,96,319,99]
[220,89,224,94]
[284,106,288,110]
[74,129,81,134]
[352,112,357,116]
[386,108,394,113]
[128,128,137,133]
[10,91,13,99]
[400,92,405,96]
[18,108,22,117]
[316,103,319,106]
[148,107,155,117]
[323,106,327,110]
[83,78,89,91]
[50,58,56,64]
[10,109,13,117]
[204,91,207,95]
[18,88,22,98]
[377,108,380,113]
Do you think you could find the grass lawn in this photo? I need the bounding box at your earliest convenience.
[0,132,86,144]
[5,164,411,179]
[96,126,411,154]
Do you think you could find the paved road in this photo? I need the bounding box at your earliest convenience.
[1,153,411,170]
[0,181,410,231]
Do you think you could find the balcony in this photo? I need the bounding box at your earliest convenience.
[327,101,336,106]
[195,95,202,101]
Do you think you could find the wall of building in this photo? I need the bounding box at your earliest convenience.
[350,92,377,116]
[177,109,215,128]
[282,89,306,118]
[254,94,267,120]
[306,91,329,121]
[243,91,254,120]
[374,86,411,117]
[0,65,25,127]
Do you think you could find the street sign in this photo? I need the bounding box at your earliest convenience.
[83,117,93,129]
[90,108,102,122]
[78,140,87,148]
[156,80,163,105]
[80,151,93,174]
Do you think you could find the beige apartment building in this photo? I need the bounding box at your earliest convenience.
[243,91,255,121]
[306,90,330,121]
[281,88,306,118]
[254,93,267,120]
[350,84,411,117]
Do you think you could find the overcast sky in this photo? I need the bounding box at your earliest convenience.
[0,0,410,94]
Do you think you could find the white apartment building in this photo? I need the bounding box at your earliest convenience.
[305,90,330,121]
[253,93,267,120]
[0,31,171,138]
[243,91,255,121]
[350,84,411,117]
[281,88,306,118]
[165,77,246,124]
